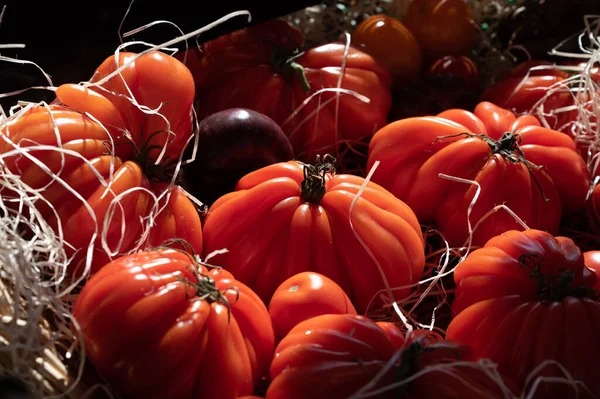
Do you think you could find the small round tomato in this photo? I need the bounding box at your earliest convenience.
[427,55,478,87]
[583,250,600,290]
[404,0,477,60]
[352,14,423,83]
[268,271,357,340]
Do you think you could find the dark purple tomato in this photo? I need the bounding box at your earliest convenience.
[182,108,294,206]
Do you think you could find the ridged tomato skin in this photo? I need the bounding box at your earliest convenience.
[447,229,600,398]
[266,314,398,399]
[0,51,202,276]
[73,249,275,399]
[367,102,589,247]
[202,160,426,313]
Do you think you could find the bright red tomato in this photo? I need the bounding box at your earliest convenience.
[202,159,425,313]
[181,20,392,162]
[352,14,423,83]
[447,229,600,398]
[73,249,275,399]
[0,51,201,275]
[269,271,357,340]
[403,0,477,60]
[367,101,590,247]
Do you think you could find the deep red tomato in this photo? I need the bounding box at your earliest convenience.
[367,101,590,247]
[479,60,572,121]
[202,159,425,313]
[0,51,202,276]
[181,20,392,162]
[403,0,477,60]
[447,229,600,398]
[352,14,423,83]
[269,271,357,340]
[267,314,398,399]
[375,321,406,352]
[584,250,600,291]
[73,249,275,399]
[267,315,516,399]
[427,55,479,88]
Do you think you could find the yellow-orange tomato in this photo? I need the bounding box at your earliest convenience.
[404,0,476,60]
[268,272,357,340]
[352,14,423,83]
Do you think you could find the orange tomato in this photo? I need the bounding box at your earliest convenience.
[269,271,357,340]
[352,14,423,83]
[404,0,477,60]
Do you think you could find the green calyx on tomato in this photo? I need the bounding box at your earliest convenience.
[518,253,599,303]
[129,128,180,183]
[300,154,336,204]
[435,130,549,202]
[269,44,311,93]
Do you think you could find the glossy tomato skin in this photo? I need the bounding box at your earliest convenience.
[266,314,398,399]
[202,161,426,313]
[375,321,405,352]
[583,250,600,291]
[269,271,357,340]
[183,20,392,162]
[367,102,590,247]
[427,55,478,88]
[404,0,477,60]
[352,14,423,83]
[447,229,600,398]
[182,108,294,206]
[73,249,275,399]
[479,60,571,119]
[0,51,203,276]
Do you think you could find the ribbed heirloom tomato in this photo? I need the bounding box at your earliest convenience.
[267,315,516,399]
[0,51,203,275]
[447,229,600,398]
[202,157,425,313]
[367,101,590,247]
[181,20,392,161]
[73,249,275,399]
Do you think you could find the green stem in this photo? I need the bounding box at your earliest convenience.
[300,154,337,204]
[518,253,598,303]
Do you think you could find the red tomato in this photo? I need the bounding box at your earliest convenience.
[447,229,600,398]
[352,14,423,83]
[269,271,357,340]
[0,51,201,275]
[583,250,600,290]
[479,60,572,119]
[267,314,397,399]
[267,315,516,399]
[375,321,406,352]
[403,0,477,60]
[367,102,590,247]
[181,20,392,162]
[202,159,425,313]
[427,55,478,88]
[73,249,275,399]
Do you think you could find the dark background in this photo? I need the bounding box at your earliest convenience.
[0,0,318,110]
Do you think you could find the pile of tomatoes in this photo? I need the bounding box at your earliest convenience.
[2,1,600,398]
